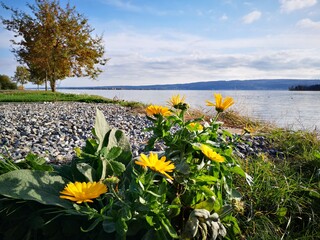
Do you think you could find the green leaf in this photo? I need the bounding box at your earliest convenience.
[101,146,122,160]
[213,198,221,212]
[139,196,146,204]
[102,220,116,233]
[0,169,72,209]
[158,214,179,239]
[82,138,98,155]
[20,153,54,171]
[199,185,215,197]
[94,108,111,151]
[313,150,320,159]
[309,189,320,198]
[277,207,287,217]
[195,175,218,184]
[25,153,45,165]
[192,197,216,212]
[29,215,45,229]
[74,147,82,157]
[222,129,233,138]
[120,206,132,221]
[107,160,126,176]
[175,161,190,175]
[222,215,241,235]
[116,218,128,236]
[81,218,103,232]
[230,165,246,178]
[102,129,132,166]
[53,164,73,181]
[75,163,95,182]
[138,180,145,191]
[168,197,181,217]
[230,189,242,199]
[146,215,154,226]
[146,190,162,198]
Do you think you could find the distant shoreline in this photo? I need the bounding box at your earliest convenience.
[51,79,320,91]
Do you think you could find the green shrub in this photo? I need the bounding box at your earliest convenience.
[0,74,17,90]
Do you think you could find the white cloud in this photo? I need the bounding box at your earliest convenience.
[98,0,181,16]
[220,14,228,21]
[63,48,320,86]
[99,0,141,12]
[64,29,320,86]
[242,11,262,24]
[297,18,320,29]
[280,0,317,13]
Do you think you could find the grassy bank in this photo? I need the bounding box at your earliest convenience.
[0,90,319,239]
[236,129,320,239]
[0,90,143,108]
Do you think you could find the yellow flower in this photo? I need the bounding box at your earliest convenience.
[187,122,203,131]
[200,144,225,163]
[206,93,234,112]
[135,152,175,180]
[60,182,107,204]
[168,94,187,108]
[146,105,171,117]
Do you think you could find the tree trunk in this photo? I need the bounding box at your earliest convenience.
[45,71,48,91]
[50,80,56,92]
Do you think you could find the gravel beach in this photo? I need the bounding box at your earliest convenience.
[0,102,154,162]
[0,102,280,163]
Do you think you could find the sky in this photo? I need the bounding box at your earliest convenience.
[0,0,320,87]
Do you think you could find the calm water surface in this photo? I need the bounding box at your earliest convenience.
[59,89,320,131]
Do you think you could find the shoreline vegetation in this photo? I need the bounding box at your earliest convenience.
[289,84,320,91]
[0,90,319,239]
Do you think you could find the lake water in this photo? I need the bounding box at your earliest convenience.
[59,89,320,131]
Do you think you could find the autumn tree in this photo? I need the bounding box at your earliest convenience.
[13,66,30,87]
[1,0,107,92]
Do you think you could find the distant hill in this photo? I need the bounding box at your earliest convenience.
[58,79,320,91]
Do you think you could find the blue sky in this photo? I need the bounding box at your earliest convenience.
[1,0,320,87]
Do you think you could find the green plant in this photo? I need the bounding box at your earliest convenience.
[0,94,250,239]
[0,152,53,174]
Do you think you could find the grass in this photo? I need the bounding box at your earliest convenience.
[237,155,319,239]
[234,128,320,239]
[1,89,319,239]
[0,90,144,108]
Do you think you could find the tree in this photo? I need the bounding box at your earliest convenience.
[13,66,30,87]
[1,0,107,92]
[0,74,17,90]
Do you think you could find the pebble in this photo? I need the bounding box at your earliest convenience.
[0,102,281,163]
